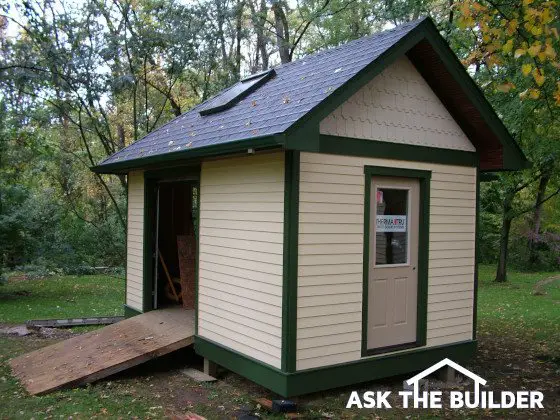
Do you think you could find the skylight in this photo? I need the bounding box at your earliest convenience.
[199,69,276,116]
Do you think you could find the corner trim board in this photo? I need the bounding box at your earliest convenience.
[473,167,480,339]
[142,178,157,312]
[281,150,299,372]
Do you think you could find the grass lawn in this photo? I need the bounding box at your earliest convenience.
[0,266,559,419]
[477,264,560,358]
[0,274,124,323]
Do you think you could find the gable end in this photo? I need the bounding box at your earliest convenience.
[320,57,476,153]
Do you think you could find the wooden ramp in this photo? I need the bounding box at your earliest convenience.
[10,308,194,395]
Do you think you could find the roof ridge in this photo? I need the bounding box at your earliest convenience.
[270,17,427,72]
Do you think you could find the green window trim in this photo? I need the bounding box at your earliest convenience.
[361,166,431,357]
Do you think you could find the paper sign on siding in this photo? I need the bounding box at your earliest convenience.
[376,215,407,232]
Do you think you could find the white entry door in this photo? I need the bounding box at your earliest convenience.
[367,176,419,351]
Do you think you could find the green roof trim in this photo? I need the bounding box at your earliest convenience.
[91,134,285,174]
[418,20,529,170]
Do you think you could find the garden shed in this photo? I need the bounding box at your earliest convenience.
[92,17,527,397]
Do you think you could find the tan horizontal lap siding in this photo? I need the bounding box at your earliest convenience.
[198,152,284,369]
[296,152,476,370]
[126,171,144,311]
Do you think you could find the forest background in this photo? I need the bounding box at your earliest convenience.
[0,0,558,282]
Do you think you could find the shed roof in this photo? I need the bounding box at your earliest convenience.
[93,17,527,174]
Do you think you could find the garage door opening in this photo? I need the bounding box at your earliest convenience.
[153,181,198,310]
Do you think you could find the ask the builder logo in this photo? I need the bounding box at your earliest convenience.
[346,358,544,409]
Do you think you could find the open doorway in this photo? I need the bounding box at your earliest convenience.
[153,181,198,310]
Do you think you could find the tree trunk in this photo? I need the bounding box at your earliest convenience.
[234,0,244,77]
[495,194,513,282]
[216,0,228,66]
[528,172,550,266]
[495,216,512,282]
[257,0,269,70]
[272,2,291,64]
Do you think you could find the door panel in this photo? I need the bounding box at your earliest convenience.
[367,176,419,351]
[371,279,387,327]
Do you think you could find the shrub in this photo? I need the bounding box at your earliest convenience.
[509,230,560,271]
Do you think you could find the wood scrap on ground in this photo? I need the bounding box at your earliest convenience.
[26,316,123,328]
[180,367,217,382]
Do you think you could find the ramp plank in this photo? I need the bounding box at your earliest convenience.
[10,308,194,395]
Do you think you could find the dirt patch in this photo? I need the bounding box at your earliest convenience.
[0,290,32,300]
[0,325,31,336]
[533,275,560,295]
[0,323,75,340]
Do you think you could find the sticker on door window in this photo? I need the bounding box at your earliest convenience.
[376,215,407,232]
[375,188,408,265]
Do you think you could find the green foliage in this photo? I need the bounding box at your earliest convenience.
[1,188,125,272]
[0,0,557,281]
[508,223,560,271]
[0,98,125,272]
[479,177,560,271]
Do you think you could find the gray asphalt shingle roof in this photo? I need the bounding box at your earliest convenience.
[98,19,425,168]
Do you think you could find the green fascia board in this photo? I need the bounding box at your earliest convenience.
[195,336,477,397]
[418,20,528,170]
[285,29,427,138]
[91,135,285,174]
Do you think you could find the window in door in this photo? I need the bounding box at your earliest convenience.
[375,188,409,265]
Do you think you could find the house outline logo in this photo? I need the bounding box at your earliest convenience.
[405,358,487,399]
[346,358,545,409]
